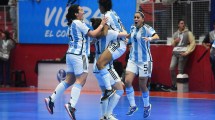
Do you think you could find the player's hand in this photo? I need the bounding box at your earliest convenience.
[180,52,188,56]
[142,37,152,41]
[101,17,108,26]
[174,38,180,43]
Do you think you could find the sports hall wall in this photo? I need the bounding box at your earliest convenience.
[10,0,215,92]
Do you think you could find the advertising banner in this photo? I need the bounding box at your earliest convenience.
[18,0,135,44]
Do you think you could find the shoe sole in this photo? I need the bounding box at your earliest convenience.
[64,104,76,120]
[144,104,152,118]
[44,98,53,114]
[101,90,116,101]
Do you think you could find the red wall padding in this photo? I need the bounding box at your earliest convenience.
[10,44,215,92]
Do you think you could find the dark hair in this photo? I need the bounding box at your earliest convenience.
[136,11,144,18]
[3,31,11,40]
[178,19,185,24]
[66,4,79,26]
[98,0,112,12]
[90,18,102,30]
[213,20,215,25]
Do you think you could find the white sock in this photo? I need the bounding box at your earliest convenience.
[106,90,123,116]
[99,68,112,90]
[70,83,82,108]
[50,81,70,102]
[142,91,150,107]
[100,95,109,117]
[126,87,136,107]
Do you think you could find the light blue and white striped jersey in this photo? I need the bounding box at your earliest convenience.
[105,10,123,32]
[93,30,118,72]
[94,30,119,60]
[129,24,156,63]
[67,20,90,55]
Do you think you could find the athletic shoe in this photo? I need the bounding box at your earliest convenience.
[44,96,54,114]
[100,116,105,120]
[170,85,177,92]
[126,106,138,116]
[65,103,76,120]
[144,104,152,118]
[101,89,116,101]
[104,114,118,120]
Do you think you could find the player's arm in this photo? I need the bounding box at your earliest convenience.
[88,17,108,37]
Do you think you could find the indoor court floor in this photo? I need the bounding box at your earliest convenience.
[0,87,215,120]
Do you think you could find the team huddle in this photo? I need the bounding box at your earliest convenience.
[44,0,159,120]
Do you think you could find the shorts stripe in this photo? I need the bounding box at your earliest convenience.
[82,55,87,70]
[108,69,118,80]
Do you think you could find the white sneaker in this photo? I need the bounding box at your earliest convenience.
[105,114,118,120]
[100,116,105,120]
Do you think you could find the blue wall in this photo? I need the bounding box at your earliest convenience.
[18,0,136,44]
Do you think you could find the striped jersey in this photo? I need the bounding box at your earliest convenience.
[94,30,119,60]
[67,20,90,55]
[129,24,156,63]
[104,10,123,32]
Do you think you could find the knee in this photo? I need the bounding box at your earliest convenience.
[125,79,132,87]
[96,61,104,70]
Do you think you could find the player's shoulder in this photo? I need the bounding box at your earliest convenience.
[130,25,136,30]
[143,24,152,28]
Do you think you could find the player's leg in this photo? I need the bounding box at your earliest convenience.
[125,60,138,116]
[139,61,152,118]
[65,54,89,120]
[44,54,75,114]
[97,49,115,99]
[105,68,123,120]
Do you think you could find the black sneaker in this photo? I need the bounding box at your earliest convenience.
[65,103,76,120]
[44,96,54,114]
[101,89,116,101]
[170,85,177,92]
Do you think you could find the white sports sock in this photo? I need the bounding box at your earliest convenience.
[99,68,112,90]
[126,91,136,107]
[106,90,123,116]
[100,95,109,117]
[50,81,70,102]
[70,83,82,108]
[142,91,150,107]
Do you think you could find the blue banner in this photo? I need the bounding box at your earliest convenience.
[18,0,136,44]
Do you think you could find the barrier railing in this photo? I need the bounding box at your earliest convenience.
[0,5,17,40]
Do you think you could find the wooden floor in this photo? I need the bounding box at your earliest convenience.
[0,87,215,120]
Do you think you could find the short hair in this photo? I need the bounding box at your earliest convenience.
[66,4,79,25]
[2,30,11,40]
[178,19,185,24]
[98,0,112,12]
[90,18,102,30]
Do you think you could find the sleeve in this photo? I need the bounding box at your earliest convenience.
[127,26,135,44]
[76,21,90,35]
[145,25,156,37]
[186,31,196,54]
